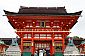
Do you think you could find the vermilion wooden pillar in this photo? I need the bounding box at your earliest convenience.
[31,33,34,55]
[62,33,69,53]
[52,33,54,55]
[62,37,65,53]
[21,37,23,53]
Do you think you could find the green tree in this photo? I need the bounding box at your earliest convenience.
[66,36,71,38]
[73,36,79,39]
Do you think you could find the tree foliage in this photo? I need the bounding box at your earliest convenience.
[73,36,79,39]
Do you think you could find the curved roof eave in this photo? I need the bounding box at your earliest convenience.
[3,10,82,16]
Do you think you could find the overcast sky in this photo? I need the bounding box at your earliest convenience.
[0,0,85,38]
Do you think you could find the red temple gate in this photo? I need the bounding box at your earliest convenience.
[4,6,82,56]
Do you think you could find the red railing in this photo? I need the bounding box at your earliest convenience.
[16,28,67,32]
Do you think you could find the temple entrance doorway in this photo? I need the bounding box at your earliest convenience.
[34,40,51,56]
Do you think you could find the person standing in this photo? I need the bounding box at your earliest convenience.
[43,49,46,56]
[46,47,50,56]
[34,51,38,56]
[39,50,44,56]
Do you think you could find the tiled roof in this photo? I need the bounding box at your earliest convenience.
[0,38,20,45]
[18,6,67,14]
[3,6,82,15]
